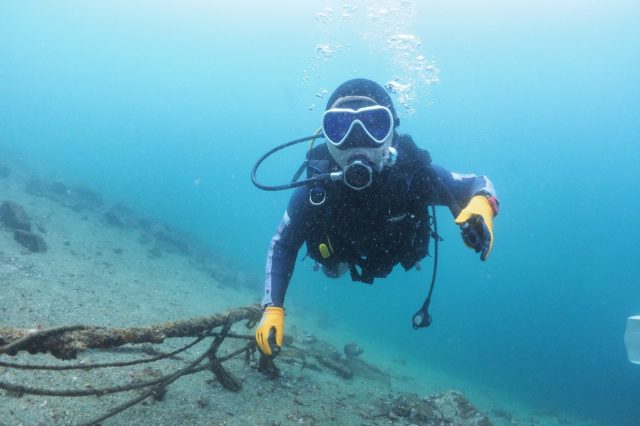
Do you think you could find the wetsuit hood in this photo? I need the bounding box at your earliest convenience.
[325,78,400,127]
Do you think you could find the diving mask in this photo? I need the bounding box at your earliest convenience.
[322,105,394,149]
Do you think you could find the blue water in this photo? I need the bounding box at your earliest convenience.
[1,1,639,424]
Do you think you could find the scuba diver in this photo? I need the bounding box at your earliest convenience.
[253,78,499,356]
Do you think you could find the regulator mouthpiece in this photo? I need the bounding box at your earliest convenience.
[343,160,373,190]
[625,315,640,365]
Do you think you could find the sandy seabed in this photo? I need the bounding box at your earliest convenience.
[0,159,598,426]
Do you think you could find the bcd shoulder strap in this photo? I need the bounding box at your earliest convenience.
[306,144,334,178]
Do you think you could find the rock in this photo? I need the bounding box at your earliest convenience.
[152,224,191,254]
[282,334,294,346]
[343,342,364,358]
[384,391,490,426]
[0,201,32,231]
[0,164,9,178]
[427,390,491,425]
[391,396,412,417]
[14,230,47,252]
[73,186,103,207]
[147,247,163,259]
[48,181,69,196]
[315,355,353,379]
[104,204,140,229]
[344,357,390,385]
[300,333,317,344]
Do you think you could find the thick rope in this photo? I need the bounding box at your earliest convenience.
[0,305,262,425]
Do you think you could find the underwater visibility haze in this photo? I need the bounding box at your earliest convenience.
[1,1,640,424]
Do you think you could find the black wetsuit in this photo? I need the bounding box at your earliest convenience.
[261,134,498,307]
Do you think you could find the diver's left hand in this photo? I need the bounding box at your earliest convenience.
[455,195,495,261]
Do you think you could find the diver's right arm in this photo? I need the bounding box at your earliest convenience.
[261,187,308,307]
[256,187,308,355]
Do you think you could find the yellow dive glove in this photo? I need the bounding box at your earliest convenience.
[454,195,495,261]
[255,306,284,356]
